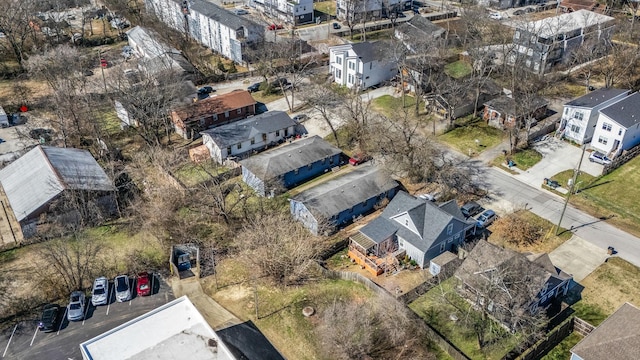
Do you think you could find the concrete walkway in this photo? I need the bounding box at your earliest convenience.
[549,236,610,282]
[170,277,241,331]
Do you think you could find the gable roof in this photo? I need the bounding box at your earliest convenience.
[396,16,446,38]
[0,146,114,222]
[455,240,571,303]
[350,41,389,63]
[484,95,548,116]
[521,10,614,39]
[240,135,341,180]
[291,166,398,218]
[360,191,474,252]
[202,111,297,148]
[172,90,256,123]
[565,88,629,108]
[571,302,640,360]
[599,92,640,129]
[126,26,178,59]
[187,0,261,31]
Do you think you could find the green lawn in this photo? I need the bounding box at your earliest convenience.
[250,90,284,104]
[493,148,543,171]
[549,155,640,237]
[314,1,336,15]
[410,278,522,360]
[172,161,231,187]
[541,333,582,360]
[438,121,504,156]
[371,94,426,120]
[351,29,394,42]
[444,61,473,79]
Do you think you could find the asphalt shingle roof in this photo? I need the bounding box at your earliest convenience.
[0,146,114,222]
[239,135,341,180]
[396,16,445,38]
[291,165,398,218]
[565,88,629,108]
[187,0,261,30]
[172,90,256,123]
[350,41,390,63]
[484,95,548,116]
[599,92,640,129]
[571,303,640,360]
[202,111,296,149]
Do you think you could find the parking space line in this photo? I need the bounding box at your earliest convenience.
[2,324,17,357]
[106,286,113,315]
[57,308,67,335]
[29,326,38,346]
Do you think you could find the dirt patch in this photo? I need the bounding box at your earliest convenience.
[214,284,253,302]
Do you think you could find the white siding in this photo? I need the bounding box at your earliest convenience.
[400,237,426,268]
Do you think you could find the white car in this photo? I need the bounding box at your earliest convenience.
[91,277,109,306]
[489,12,503,20]
[114,275,131,302]
[67,291,86,321]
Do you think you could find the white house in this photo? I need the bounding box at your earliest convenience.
[144,0,264,63]
[591,92,640,156]
[559,88,629,145]
[200,111,297,163]
[250,0,314,25]
[336,0,409,21]
[329,41,398,90]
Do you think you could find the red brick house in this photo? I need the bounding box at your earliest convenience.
[170,90,257,139]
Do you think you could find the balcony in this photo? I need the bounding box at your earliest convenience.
[348,234,405,276]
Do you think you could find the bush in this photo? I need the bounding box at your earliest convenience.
[491,212,545,246]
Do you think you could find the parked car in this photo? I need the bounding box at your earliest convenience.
[589,151,612,165]
[476,209,498,228]
[197,86,215,94]
[137,272,151,297]
[247,82,262,93]
[513,9,525,15]
[39,304,61,332]
[67,291,86,321]
[525,7,537,13]
[418,193,437,202]
[29,128,54,142]
[292,114,308,122]
[91,276,109,306]
[396,11,407,18]
[349,153,371,166]
[267,24,284,30]
[332,22,341,30]
[461,201,484,218]
[114,275,131,302]
[270,78,292,90]
[233,9,249,15]
[489,12,503,20]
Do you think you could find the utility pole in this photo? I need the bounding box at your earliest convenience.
[555,144,587,235]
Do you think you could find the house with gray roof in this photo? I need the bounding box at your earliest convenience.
[290,165,399,235]
[348,191,475,275]
[144,0,264,63]
[201,111,297,164]
[483,94,549,130]
[559,88,630,145]
[591,92,640,156]
[240,136,342,196]
[394,16,446,53]
[126,26,194,77]
[329,41,398,90]
[455,240,572,329]
[570,302,640,360]
[0,146,115,243]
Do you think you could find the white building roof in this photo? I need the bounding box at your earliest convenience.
[0,146,114,222]
[80,296,236,360]
[524,9,613,38]
[126,26,179,59]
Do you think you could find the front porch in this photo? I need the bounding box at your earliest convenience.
[347,233,405,276]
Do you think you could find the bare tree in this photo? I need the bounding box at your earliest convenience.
[300,84,344,146]
[0,0,38,72]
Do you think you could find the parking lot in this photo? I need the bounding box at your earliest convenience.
[0,274,174,360]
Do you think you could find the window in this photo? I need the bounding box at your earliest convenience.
[454,233,461,241]
[526,48,533,56]
[225,111,229,118]
[226,146,231,154]
[439,242,445,252]
[237,108,242,114]
[336,69,342,79]
[294,169,299,175]
[262,133,267,141]
[250,137,255,145]
[348,74,354,84]
[362,199,368,206]
[446,224,453,235]
[237,143,242,149]
[564,107,568,115]
[598,136,608,145]
[213,114,218,120]
[336,57,342,65]
[447,238,453,243]
[348,61,355,70]
[570,124,581,133]
[276,130,280,136]
[574,111,583,121]
[329,156,335,164]
[370,63,372,70]
[533,62,540,72]
[619,129,623,136]
[307,163,312,170]
[602,122,612,131]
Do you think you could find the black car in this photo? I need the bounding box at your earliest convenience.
[29,128,54,142]
[513,9,525,15]
[39,304,60,332]
[197,86,215,94]
[461,201,484,219]
[247,82,262,93]
[396,11,406,18]
[332,22,341,30]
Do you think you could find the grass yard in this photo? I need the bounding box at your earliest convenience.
[541,332,582,360]
[410,278,522,360]
[489,210,572,253]
[444,60,473,79]
[172,161,231,187]
[371,94,427,120]
[314,1,336,15]
[250,90,284,104]
[573,257,640,326]
[351,29,393,42]
[549,155,640,237]
[439,121,504,156]
[492,148,543,171]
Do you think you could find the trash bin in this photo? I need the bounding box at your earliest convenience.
[608,246,614,255]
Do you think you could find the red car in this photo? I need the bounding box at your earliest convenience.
[136,272,151,296]
[267,24,284,30]
[349,153,371,166]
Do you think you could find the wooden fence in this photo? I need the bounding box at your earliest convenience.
[602,143,640,175]
[507,316,574,360]
[315,263,471,360]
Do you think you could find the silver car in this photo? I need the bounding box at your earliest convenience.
[91,277,109,306]
[67,291,86,321]
[115,275,131,302]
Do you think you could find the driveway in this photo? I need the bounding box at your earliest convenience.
[549,236,610,282]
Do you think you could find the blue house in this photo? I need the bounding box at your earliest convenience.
[290,165,399,235]
[240,136,342,197]
[348,191,476,273]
